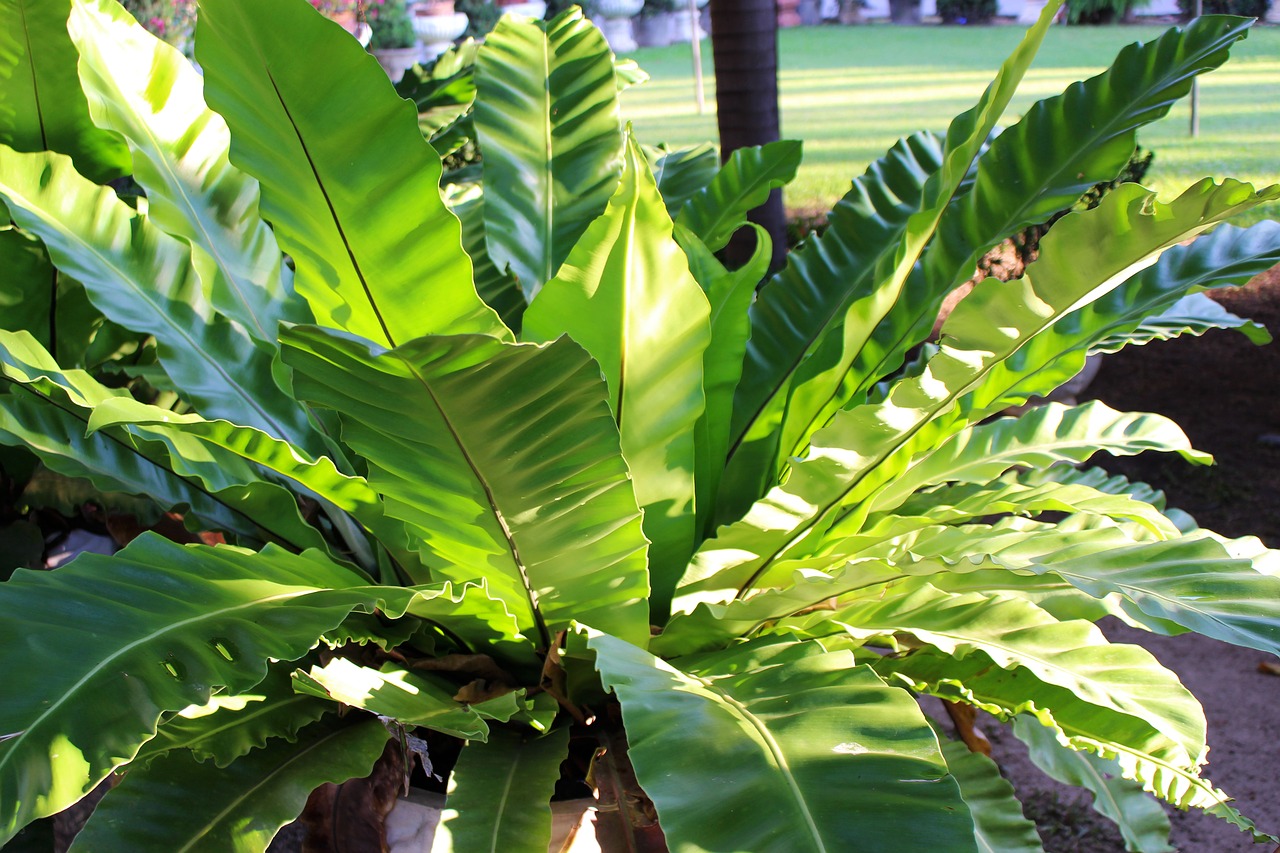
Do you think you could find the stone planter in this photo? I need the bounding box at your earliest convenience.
[372,45,422,81]
[595,0,644,54]
[634,11,675,47]
[497,0,548,17]
[669,0,709,42]
[412,9,468,61]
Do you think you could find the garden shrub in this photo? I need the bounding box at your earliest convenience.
[937,0,997,24]
[1177,0,1269,17]
[1065,0,1147,23]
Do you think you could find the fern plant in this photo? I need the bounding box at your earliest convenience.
[1,1,1279,850]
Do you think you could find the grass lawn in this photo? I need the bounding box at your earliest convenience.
[621,23,1280,225]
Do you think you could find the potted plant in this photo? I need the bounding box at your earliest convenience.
[594,0,644,51]
[2,1,1280,850]
[369,0,421,79]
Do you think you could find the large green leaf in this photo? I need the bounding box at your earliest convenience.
[923,17,1252,316]
[722,2,1063,517]
[135,666,331,769]
[1097,292,1269,352]
[69,0,305,349]
[282,327,651,650]
[293,658,488,740]
[781,583,1207,763]
[878,648,1268,840]
[68,716,390,853]
[864,401,1209,517]
[82,394,421,572]
[1082,219,1280,355]
[721,15,1248,518]
[802,17,1253,483]
[432,727,569,853]
[887,474,1180,538]
[523,136,709,613]
[0,534,429,844]
[1019,536,1280,656]
[1013,715,1173,853]
[939,739,1044,853]
[196,0,507,348]
[676,139,803,252]
[0,331,326,550]
[680,179,1279,607]
[473,8,623,296]
[719,131,944,521]
[0,146,315,445]
[678,222,770,541]
[586,629,978,852]
[0,0,129,182]
[449,185,525,331]
[644,141,718,216]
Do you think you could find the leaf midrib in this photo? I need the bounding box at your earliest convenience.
[174,719,365,852]
[488,742,523,852]
[259,59,395,348]
[397,352,551,651]
[16,0,49,151]
[689,668,828,853]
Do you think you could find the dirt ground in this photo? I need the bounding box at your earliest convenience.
[970,266,1280,851]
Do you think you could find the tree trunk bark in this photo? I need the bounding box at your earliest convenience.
[708,0,787,271]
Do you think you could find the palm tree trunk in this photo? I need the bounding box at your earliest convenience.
[708,0,787,270]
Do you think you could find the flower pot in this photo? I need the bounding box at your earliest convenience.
[415,0,455,13]
[372,45,422,81]
[496,1,548,17]
[412,9,468,61]
[777,0,803,26]
[594,0,644,54]
[634,11,675,47]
